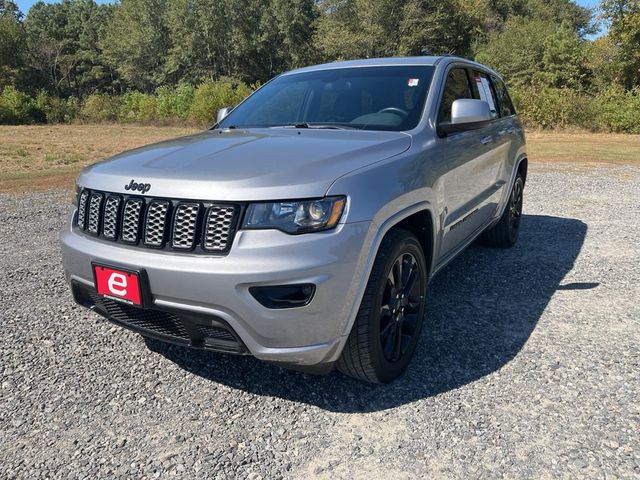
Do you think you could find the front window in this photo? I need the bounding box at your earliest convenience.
[218,66,435,132]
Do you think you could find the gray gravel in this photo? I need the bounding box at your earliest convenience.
[1,162,639,479]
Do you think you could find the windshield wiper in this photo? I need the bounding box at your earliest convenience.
[271,123,357,130]
[220,123,358,130]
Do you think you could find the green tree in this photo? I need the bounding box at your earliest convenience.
[475,17,556,86]
[601,0,640,88]
[526,0,596,37]
[164,0,233,83]
[539,20,588,88]
[24,0,114,96]
[399,0,487,57]
[100,0,170,92]
[233,0,318,82]
[0,0,26,89]
[586,35,625,90]
[314,0,405,60]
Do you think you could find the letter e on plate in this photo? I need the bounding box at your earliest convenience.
[93,264,142,305]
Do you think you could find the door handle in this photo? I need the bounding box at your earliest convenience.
[480,135,493,145]
[498,126,515,135]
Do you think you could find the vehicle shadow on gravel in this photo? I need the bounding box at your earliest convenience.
[146,214,588,412]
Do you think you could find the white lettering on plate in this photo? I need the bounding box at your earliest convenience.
[108,272,128,296]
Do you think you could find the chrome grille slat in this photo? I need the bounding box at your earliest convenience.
[172,203,200,250]
[102,195,121,239]
[77,190,90,229]
[75,189,239,254]
[144,201,170,247]
[121,198,143,243]
[87,193,103,234]
[203,205,237,252]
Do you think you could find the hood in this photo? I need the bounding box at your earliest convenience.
[77,128,411,200]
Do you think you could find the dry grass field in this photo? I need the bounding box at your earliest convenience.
[0,125,196,192]
[0,124,638,192]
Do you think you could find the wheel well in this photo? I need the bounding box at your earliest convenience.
[518,157,528,185]
[390,210,434,276]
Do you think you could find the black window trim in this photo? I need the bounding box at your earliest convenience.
[491,74,517,118]
[436,66,474,125]
[435,62,504,137]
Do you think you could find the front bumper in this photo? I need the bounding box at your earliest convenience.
[61,220,372,366]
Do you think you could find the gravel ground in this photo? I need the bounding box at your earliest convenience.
[1,163,639,479]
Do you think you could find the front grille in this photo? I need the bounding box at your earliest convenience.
[204,205,238,252]
[122,198,143,244]
[102,196,121,239]
[144,201,170,247]
[77,190,90,229]
[87,193,103,234]
[75,189,240,254]
[172,203,200,250]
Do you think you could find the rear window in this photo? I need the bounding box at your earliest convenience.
[470,70,499,119]
[492,77,516,117]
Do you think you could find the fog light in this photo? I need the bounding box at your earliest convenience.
[249,284,316,309]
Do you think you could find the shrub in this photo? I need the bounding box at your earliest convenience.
[29,90,78,123]
[155,83,195,119]
[0,86,38,124]
[80,93,121,122]
[189,79,253,125]
[119,91,158,122]
[510,85,597,130]
[53,96,81,123]
[595,86,640,134]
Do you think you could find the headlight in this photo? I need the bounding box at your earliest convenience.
[242,196,346,234]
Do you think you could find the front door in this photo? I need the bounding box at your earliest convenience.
[434,67,505,260]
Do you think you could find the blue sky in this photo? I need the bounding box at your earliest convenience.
[14,0,605,36]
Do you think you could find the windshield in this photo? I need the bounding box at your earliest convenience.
[218,66,435,132]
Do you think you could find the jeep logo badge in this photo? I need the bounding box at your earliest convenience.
[124,179,151,193]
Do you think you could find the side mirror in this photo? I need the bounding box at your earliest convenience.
[451,99,492,124]
[217,106,232,124]
[439,99,492,136]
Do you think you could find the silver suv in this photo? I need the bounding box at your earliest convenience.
[62,56,527,383]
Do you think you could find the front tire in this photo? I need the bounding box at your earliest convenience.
[337,229,427,383]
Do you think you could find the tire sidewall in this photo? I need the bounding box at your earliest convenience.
[367,233,427,383]
[508,176,524,245]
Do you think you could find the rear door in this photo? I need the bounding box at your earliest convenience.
[435,66,502,260]
[490,75,521,203]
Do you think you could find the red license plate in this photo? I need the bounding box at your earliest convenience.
[93,264,143,306]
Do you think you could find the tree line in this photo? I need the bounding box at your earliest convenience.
[0,0,639,131]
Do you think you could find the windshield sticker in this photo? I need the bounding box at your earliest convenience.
[408,78,419,87]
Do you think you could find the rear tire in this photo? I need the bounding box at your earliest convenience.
[337,229,427,383]
[481,173,524,248]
